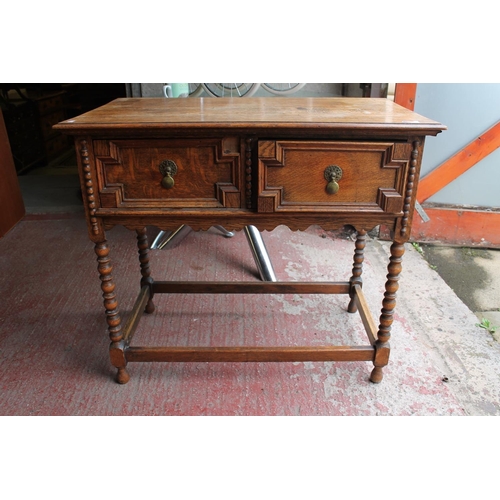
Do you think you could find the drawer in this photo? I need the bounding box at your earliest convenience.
[93,138,243,209]
[257,140,413,214]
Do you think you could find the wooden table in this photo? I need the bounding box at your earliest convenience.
[55,97,445,384]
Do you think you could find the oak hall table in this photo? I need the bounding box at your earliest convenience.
[54,97,445,384]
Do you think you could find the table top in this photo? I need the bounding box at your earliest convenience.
[55,97,446,137]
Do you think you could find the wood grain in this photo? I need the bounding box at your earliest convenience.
[152,281,351,295]
[125,346,375,363]
[54,97,445,137]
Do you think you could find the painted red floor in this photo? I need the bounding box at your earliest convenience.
[1,216,498,415]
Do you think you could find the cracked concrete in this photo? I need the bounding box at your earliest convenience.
[418,244,500,342]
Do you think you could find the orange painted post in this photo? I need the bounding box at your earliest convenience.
[394,84,417,110]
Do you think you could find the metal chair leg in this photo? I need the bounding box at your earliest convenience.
[151,225,234,250]
[214,225,235,238]
[244,225,277,282]
[151,225,193,250]
[151,224,276,282]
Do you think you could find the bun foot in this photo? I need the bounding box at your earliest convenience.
[116,367,130,384]
[145,300,155,314]
[370,366,384,383]
[347,299,357,314]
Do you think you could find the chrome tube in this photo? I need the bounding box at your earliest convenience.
[214,225,235,238]
[244,225,277,282]
[153,225,193,250]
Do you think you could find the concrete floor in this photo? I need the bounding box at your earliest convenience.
[7,163,500,415]
[419,244,500,340]
[16,150,82,214]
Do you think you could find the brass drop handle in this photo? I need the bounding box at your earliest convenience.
[324,165,343,194]
[159,160,178,189]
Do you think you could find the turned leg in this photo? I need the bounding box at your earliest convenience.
[136,227,155,314]
[95,240,130,384]
[347,229,367,313]
[370,242,405,383]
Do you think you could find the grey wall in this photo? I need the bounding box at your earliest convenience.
[415,83,500,208]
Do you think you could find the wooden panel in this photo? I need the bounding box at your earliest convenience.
[0,110,25,238]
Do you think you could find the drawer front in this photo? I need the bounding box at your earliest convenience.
[257,140,413,214]
[94,138,243,209]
